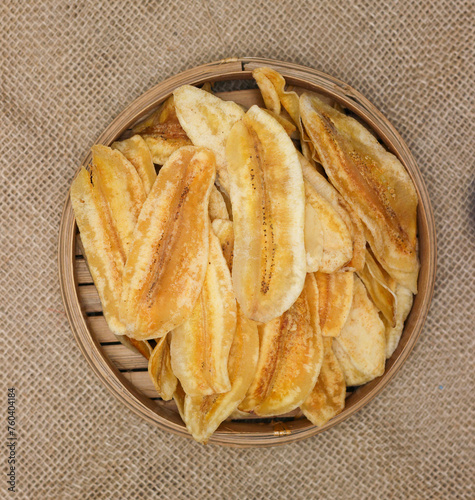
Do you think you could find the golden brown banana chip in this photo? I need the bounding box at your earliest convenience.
[171,228,236,397]
[90,145,146,255]
[121,146,216,340]
[209,186,229,220]
[301,337,346,426]
[112,135,156,194]
[305,180,353,273]
[299,152,365,272]
[132,95,192,165]
[384,284,413,358]
[71,167,127,335]
[173,85,244,192]
[252,67,321,169]
[315,271,354,337]
[148,335,177,401]
[239,274,323,416]
[118,336,153,360]
[181,311,259,444]
[211,218,234,270]
[226,105,306,323]
[300,93,419,292]
[358,248,397,326]
[333,277,386,386]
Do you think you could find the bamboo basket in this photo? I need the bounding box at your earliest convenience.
[58,57,437,447]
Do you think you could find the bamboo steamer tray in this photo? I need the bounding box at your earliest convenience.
[58,57,436,447]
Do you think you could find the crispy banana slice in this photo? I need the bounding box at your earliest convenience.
[239,274,323,416]
[300,93,419,292]
[71,167,126,334]
[384,284,413,358]
[315,271,354,337]
[333,277,386,386]
[304,184,324,272]
[171,228,237,396]
[174,85,244,192]
[133,95,192,165]
[182,311,259,444]
[118,336,153,360]
[211,218,234,270]
[305,180,353,273]
[262,109,297,136]
[301,337,346,426]
[300,153,366,272]
[112,135,156,194]
[121,146,216,340]
[148,335,177,401]
[90,145,146,255]
[252,67,321,169]
[358,248,397,325]
[209,186,229,220]
[226,105,306,323]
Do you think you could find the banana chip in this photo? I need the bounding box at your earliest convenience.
[148,335,177,401]
[301,337,346,426]
[121,146,216,340]
[333,277,386,386]
[226,105,306,323]
[315,271,354,337]
[181,311,259,444]
[239,274,323,416]
[300,93,419,292]
[132,95,192,165]
[300,153,366,272]
[174,85,244,192]
[171,228,236,396]
[90,145,146,254]
[211,218,234,270]
[209,186,229,221]
[305,180,353,273]
[358,248,397,325]
[112,135,156,194]
[384,284,413,358]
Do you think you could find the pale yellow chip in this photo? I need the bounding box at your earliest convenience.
[301,337,346,426]
[148,335,177,401]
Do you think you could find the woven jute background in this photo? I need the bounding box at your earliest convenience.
[1,1,473,498]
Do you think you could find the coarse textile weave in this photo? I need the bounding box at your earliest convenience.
[1,1,473,498]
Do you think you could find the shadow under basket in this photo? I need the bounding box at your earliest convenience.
[58,57,437,447]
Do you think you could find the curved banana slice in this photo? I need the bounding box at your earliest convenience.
[301,337,346,426]
[148,335,177,401]
[211,219,234,270]
[226,105,306,323]
[171,228,237,397]
[300,93,419,292]
[174,85,245,193]
[112,135,156,194]
[209,186,229,221]
[118,336,153,360]
[121,146,216,340]
[71,167,127,335]
[252,67,320,169]
[305,180,353,273]
[304,184,324,272]
[315,271,354,337]
[357,248,397,326]
[239,274,323,416]
[384,284,413,359]
[90,145,146,255]
[182,312,259,444]
[300,153,365,272]
[333,277,386,386]
[132,95,192,165]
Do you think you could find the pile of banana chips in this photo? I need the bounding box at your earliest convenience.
[71,68,419,443]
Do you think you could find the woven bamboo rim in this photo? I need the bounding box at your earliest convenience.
[58,57,437,447]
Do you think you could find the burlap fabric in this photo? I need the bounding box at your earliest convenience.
[2,1,473,498]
